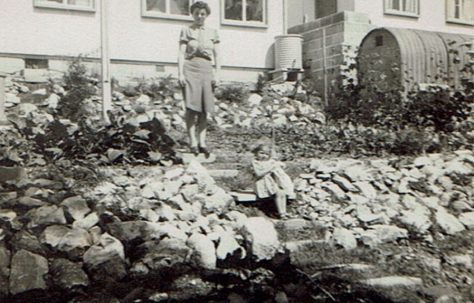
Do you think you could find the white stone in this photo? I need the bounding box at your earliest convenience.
[242,217,280,261]
[72,212,99,230]
[332,228,357,250]
[83,233,125,268]
[354,181,377,200]
[399,207,432,234]
[447,254,472,269]
[5,93,20,105]
[61,196,91,221]
[321,182,346,201]
[47,93,60,109]
[18,103,38,116]
[459,212,474,229]
[32,88,47,96]
[247,93,263,107]
[187,233,217,269]
[414,156,432,167]
[436,207,465,235]
[332,175,359,192]
[361,276,423,288]
[343,166,372,182]
[216,230,244,260]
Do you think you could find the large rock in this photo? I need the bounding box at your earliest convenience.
[41,225,70,248]
[72,212,99,230]
[332,228,357,250]
[50,258,89,289]
[57,228,92,257]
[83,233,126,281]
[435,207,465,235]
[186,233,217,269]
[242,217,280,261]
[26,204,67,228]
[332,175,359,192]
[9,249,49,295]
[108,221,187,243]
[399,206,432,234]
[0,245,10,295]
[61,196,91,221]
[459,212,474,229]
[139,238,192,273]
[360,225,408,247]
[11,231,44,255]
[200,188,234,213]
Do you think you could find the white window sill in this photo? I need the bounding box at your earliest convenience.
[221,20,268,29]
[142,11,193,21]
[384,10,419,18]
[34,2,95,12]
[446,18,474,26]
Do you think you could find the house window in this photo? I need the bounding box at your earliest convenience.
[142,0,192,20]
[315,0,337,19]
[34,0,95,12]
[447,0,474,25]
[222,0,267,27]
[384,0,419,17]
[25,59,49,69]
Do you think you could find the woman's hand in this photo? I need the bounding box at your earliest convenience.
[178,75,186,88]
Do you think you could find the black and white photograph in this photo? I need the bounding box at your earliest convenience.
[0,0,473,302]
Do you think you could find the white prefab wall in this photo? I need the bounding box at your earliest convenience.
[0,0,286,81]
[355,0,474,35]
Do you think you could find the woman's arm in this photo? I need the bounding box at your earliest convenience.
[213,43,221,83]
[178,43,187,87]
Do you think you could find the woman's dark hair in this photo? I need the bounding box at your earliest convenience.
[190,1,211,15]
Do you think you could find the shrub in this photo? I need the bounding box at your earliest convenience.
[57,57,96,122]
[215,83,249,103]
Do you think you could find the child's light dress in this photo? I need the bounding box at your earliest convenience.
[252,159,296,200]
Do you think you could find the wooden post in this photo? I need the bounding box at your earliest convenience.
[100,0,112,123]
[0,73,9,125]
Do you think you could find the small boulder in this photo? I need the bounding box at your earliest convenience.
[61,196,91,221]
[26,204,67,228]
[50,258,89,289]
[9,249,48,295]
[186,233,217,269]
[0,245,10,295]
[242,217,280,261]
[332,228,357,250]
[435,207,465,235]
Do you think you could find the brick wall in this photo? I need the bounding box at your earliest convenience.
[288,11,374,104]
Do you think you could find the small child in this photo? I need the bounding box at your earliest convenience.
[251,142,296,218]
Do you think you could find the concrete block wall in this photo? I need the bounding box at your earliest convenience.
[289,11,375,103]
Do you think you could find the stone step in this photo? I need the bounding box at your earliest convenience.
[179,152,216,164]
[230,191,257,203]
[360,276,423,289]
[208,169,239,179]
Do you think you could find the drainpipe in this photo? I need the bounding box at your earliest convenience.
[100,0,111,123]
[282,0,288,34]
[0,73,8,125]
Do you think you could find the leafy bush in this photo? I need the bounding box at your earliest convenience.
[215,83,249,103]
[57,57,96,121]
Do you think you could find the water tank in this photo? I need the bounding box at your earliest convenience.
[274,34,303,70]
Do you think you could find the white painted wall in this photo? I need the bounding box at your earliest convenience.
[0,0,285,72]
[354,0,474,35]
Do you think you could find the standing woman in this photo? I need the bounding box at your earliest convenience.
[178,1,220,155]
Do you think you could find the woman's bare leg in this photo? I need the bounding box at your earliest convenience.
[185,110,198,148]
[197,112,208,148]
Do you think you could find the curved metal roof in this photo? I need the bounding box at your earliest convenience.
[360,27,473,89]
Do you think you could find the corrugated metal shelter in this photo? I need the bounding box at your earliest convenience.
[358,27,473,93]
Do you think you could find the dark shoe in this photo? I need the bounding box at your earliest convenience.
[199,146,210,157]
[190,146,199,155]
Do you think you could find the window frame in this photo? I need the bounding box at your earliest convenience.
[141,0,193,21]
[33,0,96,12]
[221,0,268,28]
[383,0,420,18]
[446,0,474,25]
